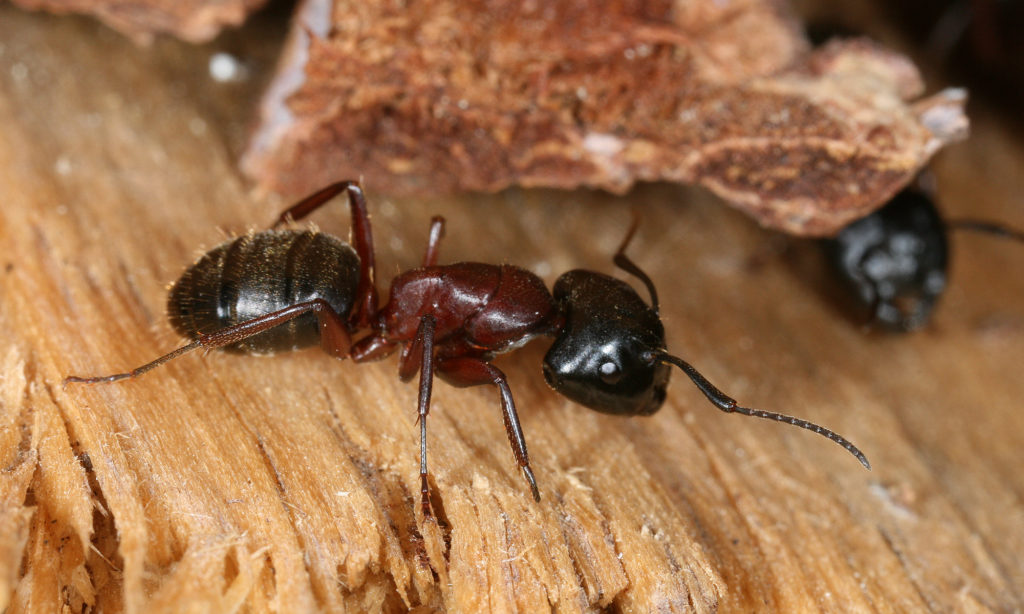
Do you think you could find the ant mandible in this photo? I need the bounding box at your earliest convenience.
[825,186,1024,331]
[66,181,870,516]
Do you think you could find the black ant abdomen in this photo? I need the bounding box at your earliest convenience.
[65,181,378,384]
[169,230,361,354]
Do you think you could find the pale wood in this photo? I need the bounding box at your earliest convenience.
[1,6,1022,613]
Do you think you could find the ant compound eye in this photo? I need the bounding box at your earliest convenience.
[599,361,622,385]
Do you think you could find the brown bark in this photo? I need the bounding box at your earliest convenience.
[241,0,966,236]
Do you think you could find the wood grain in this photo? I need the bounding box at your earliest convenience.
[1,6,1022,613]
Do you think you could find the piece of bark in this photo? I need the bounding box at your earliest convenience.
[242,0,968,236]
[8,0,267,43]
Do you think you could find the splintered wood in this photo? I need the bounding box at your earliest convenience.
[3,3,1023,614]
[242,0,967,235]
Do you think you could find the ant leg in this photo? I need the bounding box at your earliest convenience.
[422,216,446,267]
[409,315,437,517]
[270,181,378,328]
[198,299,354,358]
[65,299,352,386]
[350,334,399,363]
[64,340,203,386]
[435,356,540,501]
[396,325,429,383]
[271,180,358,227]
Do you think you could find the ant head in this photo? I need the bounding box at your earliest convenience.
[827,189,949,331]
[542,270,671,416]
[542,222,872,470]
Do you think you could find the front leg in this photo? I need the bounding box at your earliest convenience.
[411,315,438,518]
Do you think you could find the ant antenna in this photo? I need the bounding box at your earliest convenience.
[655,352,871,469]
[613,214,659,312]
[947,219,1024,243]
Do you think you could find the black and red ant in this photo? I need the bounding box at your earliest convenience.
[66,181,870,515]
[825,185,1024,331]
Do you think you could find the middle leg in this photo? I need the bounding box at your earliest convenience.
[436,356,540,501]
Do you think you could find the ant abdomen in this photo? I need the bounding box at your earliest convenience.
[168,229,361,354]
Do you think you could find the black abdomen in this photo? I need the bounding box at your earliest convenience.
[168,230,360,353]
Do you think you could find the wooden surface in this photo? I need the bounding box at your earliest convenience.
[1,6,1023,613]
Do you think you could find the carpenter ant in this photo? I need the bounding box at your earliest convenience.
[825,186,1024,331]
[66,181,870,516]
